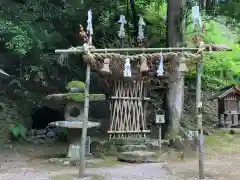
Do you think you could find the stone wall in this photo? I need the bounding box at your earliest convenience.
[26,126,66,144]
[181,88,218,129]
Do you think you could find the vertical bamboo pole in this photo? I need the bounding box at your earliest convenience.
[79,63,90,178]
[196,53,204,179]
[79,14,92,177]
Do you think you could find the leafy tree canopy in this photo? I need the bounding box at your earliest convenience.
[0,0,239,92]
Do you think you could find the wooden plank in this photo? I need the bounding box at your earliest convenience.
[110,96,151,101]
[55,45,232,54]
[56,47,200,54]
[225,97,237,100]
[224,111,240,115]
[107,130,150,133]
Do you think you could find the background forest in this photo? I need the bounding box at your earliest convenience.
[0,0,239,142]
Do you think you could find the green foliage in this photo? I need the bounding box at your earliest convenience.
[10,124,27,139]
[0,0,164,92]
[144,1,167,46]
[0,101,28,144]
[0,19,33,56]
[185,17,240,89]
[0,0,239,93]
[217,0,240,23]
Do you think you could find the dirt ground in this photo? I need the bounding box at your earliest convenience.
[1,130,240,180]
[166,130,240,180]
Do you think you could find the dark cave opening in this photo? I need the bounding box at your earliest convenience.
[148,89,169,139]
[31,106,64,130]
[162,91,169,139]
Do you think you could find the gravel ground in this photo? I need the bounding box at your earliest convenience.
[0,152,171,180]
[2,142,240,180]
[88,163,170,180]
[0,162,171,180]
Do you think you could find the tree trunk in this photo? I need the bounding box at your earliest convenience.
[206,0,216,13]
[166,0,186,47]
[166,0,186,135]
[200,0,207,10]
[167,55,185,135]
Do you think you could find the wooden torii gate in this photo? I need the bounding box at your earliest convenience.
[55,41,231,179]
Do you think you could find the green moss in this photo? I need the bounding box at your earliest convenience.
[66,81,85,91]
[66,93,105,102]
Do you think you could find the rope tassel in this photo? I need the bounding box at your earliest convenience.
[123,58,131,77]
[101,58,111,74]
[157,53,164,76]
[140,56,149,72]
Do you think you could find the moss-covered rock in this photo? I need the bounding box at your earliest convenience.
[117,151,160,163]
[66,81,85,92]
[109,138,146,146]
[117,144,148,152]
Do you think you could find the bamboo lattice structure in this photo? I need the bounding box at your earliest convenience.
[108,80,150,138]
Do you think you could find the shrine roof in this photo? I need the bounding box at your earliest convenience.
[209,84,240,100]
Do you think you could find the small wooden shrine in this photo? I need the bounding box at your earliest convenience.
[209,85,240,127]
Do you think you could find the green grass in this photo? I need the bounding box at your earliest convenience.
[204,130,240,158]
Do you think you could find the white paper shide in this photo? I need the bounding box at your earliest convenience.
[123,58,131,77]
[157,53,164,76]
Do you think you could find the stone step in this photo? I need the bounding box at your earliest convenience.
[117,144,147,152]
[110,138,147,146]
[117,151,161,163]
[110,138,169,151]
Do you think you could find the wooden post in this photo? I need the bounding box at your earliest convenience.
[158,125,162,148]
[156,114,165,148]
[79,64,91,178]
[196,55,204,179]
